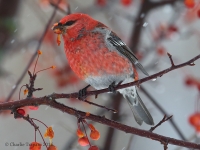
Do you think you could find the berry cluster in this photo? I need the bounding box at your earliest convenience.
[15,109,58,150]
[77,118,100,150]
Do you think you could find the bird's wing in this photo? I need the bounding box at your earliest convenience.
[107,31,149,76]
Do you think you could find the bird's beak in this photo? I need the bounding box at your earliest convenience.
[52,23,64,34]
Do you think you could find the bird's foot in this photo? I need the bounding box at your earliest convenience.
[108,82,117,93]
[78,85,90,100]
[108,81,123,93]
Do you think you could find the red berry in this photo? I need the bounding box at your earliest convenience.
[47,144,58,150]
[89,145,99,150]
[185,77,196,86]
[76,129,85,138]
[197,83,200,91]
[78,137,89,146]
[189,113,200,126]
[29,142,42,150]
[197,10,200,18]
[168,25,178,33]
[90,130,100,140]
[88,124,96,131]
[195,125,200,133]
[184,0,195,8]
[17,109,25,116]
[44,127,54,139]
[157,46,166,56]
[121,0,132,6]
[97,0,106,6]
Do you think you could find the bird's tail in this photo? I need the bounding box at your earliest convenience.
[119,86,154,125]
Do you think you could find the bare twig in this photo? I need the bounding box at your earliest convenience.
[5,0,61,102]
[26,71,43,98]
[149,115,173,132]
[84,99,117,113]
[162,139,169,150]
[167,53,175,67]
[140,86,186,140]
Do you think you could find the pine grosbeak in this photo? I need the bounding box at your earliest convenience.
[52,13,154,125]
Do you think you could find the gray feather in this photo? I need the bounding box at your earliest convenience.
[120,86,154,125]
[125,96,143,125]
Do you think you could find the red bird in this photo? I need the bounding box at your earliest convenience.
[52,13,154,125]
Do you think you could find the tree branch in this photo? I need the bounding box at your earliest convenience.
[0,98,200,149]
[149,115,173,132]
[167,53,175,67]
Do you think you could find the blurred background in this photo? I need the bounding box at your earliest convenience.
[0,0,200,149]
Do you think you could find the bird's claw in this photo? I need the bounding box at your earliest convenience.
[78,85,90,101]
[108,82,117,93]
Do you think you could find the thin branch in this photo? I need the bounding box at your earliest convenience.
[167,53,175,67]
[84,99,117,113]
[5,0,61,102]
[149,115,173,132]
[1,98,200,149]
[162,139,169,150]
[140,86,186,140]
[37,126,48,148]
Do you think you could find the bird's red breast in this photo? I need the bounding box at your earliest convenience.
[63,30,133,80]
[56,13,137,80]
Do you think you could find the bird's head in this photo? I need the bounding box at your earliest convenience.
[52,13,98,39]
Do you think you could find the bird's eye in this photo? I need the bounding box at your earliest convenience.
[64,20,76,26]
[58,22,62,26]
